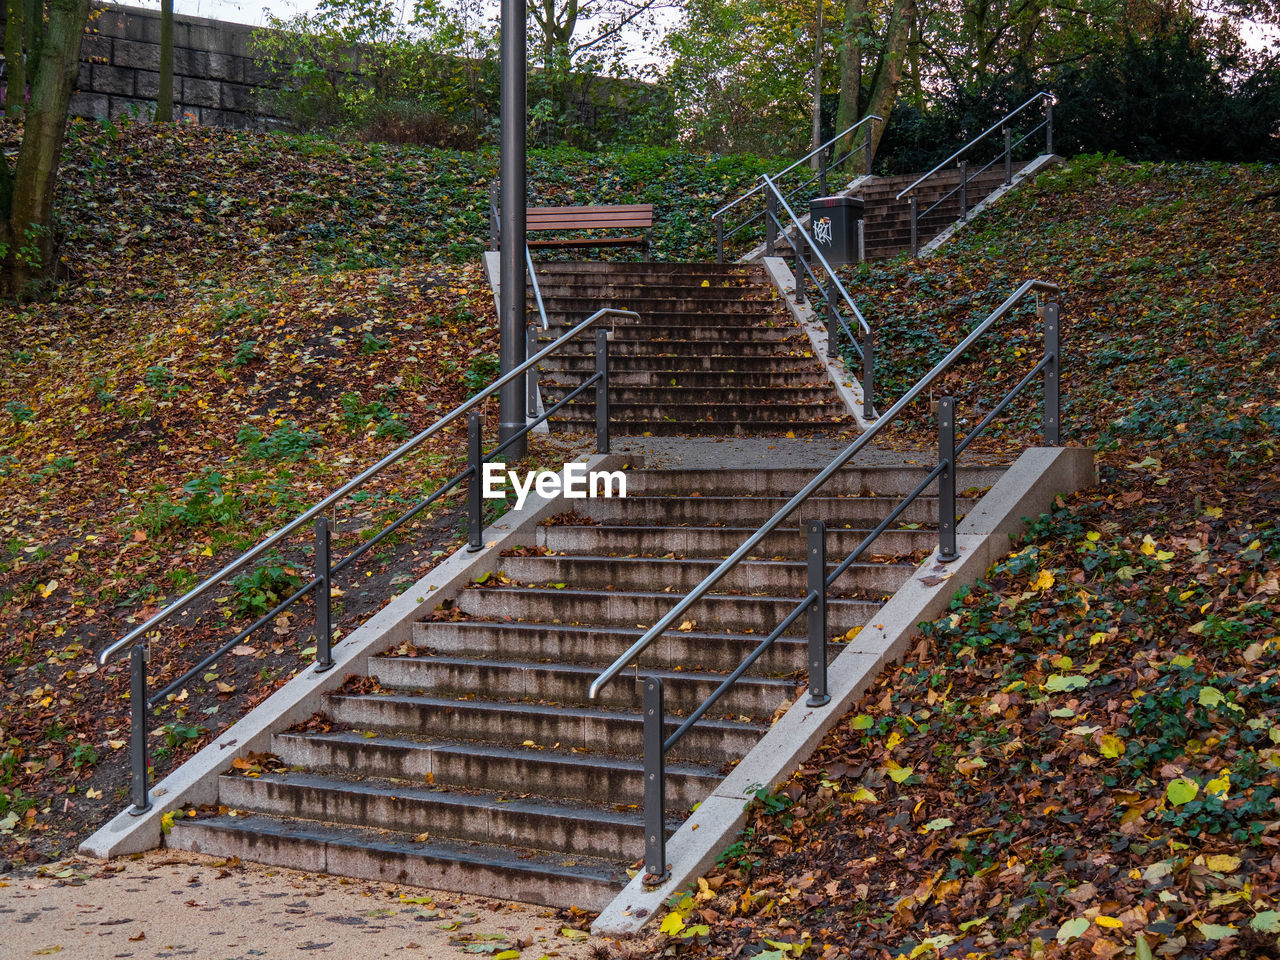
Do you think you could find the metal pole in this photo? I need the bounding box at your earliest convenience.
[819,151,828,195]
[1044,302,1061,444]
[715,214,724,264]
[765,190,778,256]
[958,160,967,221]
[857,216,865,263]
[1046,99,1054,155]
[862,328,874,421]
[467,411,484,552]
[1004,128,1012,185]
[595,328,610,454]
[938,397,958,562]
[498,0,527,459]
[525,324,538,418]
[805,520,830,707]
[314,516,334,673]
[864,134,872,177]
[128,643,151,815]
[909,197,918,257]
[794,230,808,306]
[643,676,668,881]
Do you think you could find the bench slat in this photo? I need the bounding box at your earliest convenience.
[527,236,646,248]
[527,204,653,214]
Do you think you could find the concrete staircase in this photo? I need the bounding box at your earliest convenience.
[165,461,1000,908]
[532,261,850,436]
[858,164,1029,258]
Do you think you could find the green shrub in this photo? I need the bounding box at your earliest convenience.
[231,552,307,617]
[237,422,324,461]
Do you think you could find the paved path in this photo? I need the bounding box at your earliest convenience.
[0,851,635,959]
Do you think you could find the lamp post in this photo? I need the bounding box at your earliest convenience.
[498,0,528,459]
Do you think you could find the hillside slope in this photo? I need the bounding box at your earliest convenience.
[654,157,1280,959]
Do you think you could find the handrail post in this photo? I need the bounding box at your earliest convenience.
[857,216,865,263]
[714,213,724,264]
[467,411,484,552]
[127,643,151,815]
[765,189,778,256]
[643,676,668,881]
[525,323,538,418]
[1046,99,1054,155]
[825,281,839,359]
[862,328,875,421]
[819,150,828,195]
[594,328,610,454]
[488,181,499,251]
[909,196,919,257]
[958,160,968,221]
[314,516,334,672]
[1004,127,1012,185]
[1044,301,1061,444]
[805,520,830,707]
[938,396,958,562]
[864,133,872,177]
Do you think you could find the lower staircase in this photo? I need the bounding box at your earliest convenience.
[166,462,1002,907]
[533,261,850,436]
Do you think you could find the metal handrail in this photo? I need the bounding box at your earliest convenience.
[715,115,883,219]
[99,306,637,669]
[614,279,1063,881]
[526,245,548,331]
[896,92,1052,200]
[588,278,1059,700]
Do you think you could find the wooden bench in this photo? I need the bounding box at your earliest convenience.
[489,185,653,256]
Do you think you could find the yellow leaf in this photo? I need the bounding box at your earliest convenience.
[1032,570,1054,591]
[1095,916,1123,929]
[660,912,686,936]
[1206,854,1241,873]
[1204,506,1223,518]
[1140,535,1157,556]
[560,927,589,940]
[85,787,102,799]
[849,787,877,803]
[160,811,175,835]
[1100,734,1124,758]
[201,546,214,557]
[885,760,913,784]
[785,431,796,439]
[886,731,903,750]
[677,619,696,632]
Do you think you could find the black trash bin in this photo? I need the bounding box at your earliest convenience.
[808,195,864,265]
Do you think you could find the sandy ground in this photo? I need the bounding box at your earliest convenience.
[0,850,637,960]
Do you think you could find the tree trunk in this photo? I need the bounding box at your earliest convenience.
[155,0,174,121]
[834,0,866,172]
[3,0,25,117]
[2,0,90,298]
[860,0,914,162]
[811,0,824,167]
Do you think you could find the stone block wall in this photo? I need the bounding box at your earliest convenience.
[63,4,288,128]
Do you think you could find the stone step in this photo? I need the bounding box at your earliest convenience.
[167,814,625,910]
[493,554,911,596]
[542,385,839,405]
[540,339,804,358]
[533,261,757,277]
[455,585,879,636]
[579,494,970,526]
[369,655,797,717]
[539,355,822,374]
[547,401,847,422]
[271,730,723,809]
[415,619,811,676]
[550,418,846,437]
[534,522,939,560]
[541,323,792,342]
[540,297,777,316]
[325,692,769,762]
[216,770,665,861]
[533,283,761,299]
[616,466,1002,498]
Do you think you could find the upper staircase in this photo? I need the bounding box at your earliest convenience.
[533,261,850,436]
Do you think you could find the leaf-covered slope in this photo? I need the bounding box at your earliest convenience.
[653,157,1280,960]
